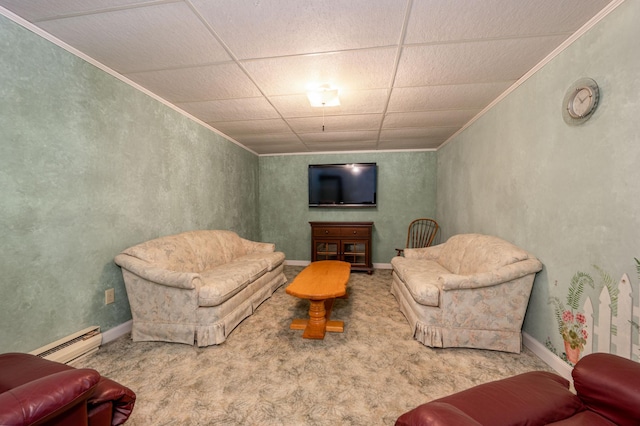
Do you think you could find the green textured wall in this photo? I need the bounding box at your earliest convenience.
[0,17,259,353]
[436,1,639,361]
[259,152,437,264]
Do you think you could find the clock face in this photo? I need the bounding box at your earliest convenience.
[568,87,594,118]
[562,78,599,125]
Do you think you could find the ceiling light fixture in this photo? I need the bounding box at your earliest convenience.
[307,84,340,107]
[307,84,340,132]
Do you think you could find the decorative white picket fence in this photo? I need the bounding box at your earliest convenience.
[582,273,639,360]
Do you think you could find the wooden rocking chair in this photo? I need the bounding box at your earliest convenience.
[395,218,439,256]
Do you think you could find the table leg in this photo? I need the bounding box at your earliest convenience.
[303,299,328,339]
[289,297,344,339]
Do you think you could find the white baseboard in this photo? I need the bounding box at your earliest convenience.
[284,260,310,266]
[285,260,392,270]
[522,332,573,381]
[102,320,132,345]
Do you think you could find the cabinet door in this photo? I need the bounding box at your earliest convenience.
[314,240,339,261]
[341,240,368,266]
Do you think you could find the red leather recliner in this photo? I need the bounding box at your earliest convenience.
[0,353,136,426]
[396,352,640,425]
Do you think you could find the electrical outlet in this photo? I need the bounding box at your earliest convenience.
[105,288,115,305]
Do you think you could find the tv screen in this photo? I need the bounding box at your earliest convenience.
[308,163,377,207]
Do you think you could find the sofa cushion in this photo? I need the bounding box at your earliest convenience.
[183,231,229,271]
[122,234,199,272]
[546,410,617,425]
[458,235,530,275]
[436,234,475,274]
[392,257,447,306]
[212,230,249,263]
[237,251,285,271]
[198,260,268,307]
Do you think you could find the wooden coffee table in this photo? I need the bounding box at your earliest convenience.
[285,260,351,339]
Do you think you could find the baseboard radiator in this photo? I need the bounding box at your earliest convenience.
[30,326,102,364]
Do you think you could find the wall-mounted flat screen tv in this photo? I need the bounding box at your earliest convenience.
[308,163,377,207]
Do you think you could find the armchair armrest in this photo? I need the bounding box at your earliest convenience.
[404,244,443,260]
[573,353,640,426]
[439,258,543,291]
[114,254,200,290]
[0,369,100,426]
[241,238,275,254]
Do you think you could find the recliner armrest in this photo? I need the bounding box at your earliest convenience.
[395,371,583,426]
[395,402,482,425]
[0,369,100,426]
[90,377,137,426]
[573,353,640,426]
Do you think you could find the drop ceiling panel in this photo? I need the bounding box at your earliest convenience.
[388,82,514,112]
[405,0,612,44]
[395,36,568,87]
[0,0,153,21]
[380,127,458,140]
[37,3,230,73]
[383,110,480,128]
[210,119,291,136]
[126,63,261,103]
[234,134,312,154]
[336,89,391,114]
[192,0,406,59]
[232,132,300,145]
[378,138,443,150]
[299,131,379,143]
[288,114,382,133]
[304,140,378,152]
[242,48,398,96]
[176,98,280,123]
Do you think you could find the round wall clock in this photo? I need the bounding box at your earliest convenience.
[562,78,600,125]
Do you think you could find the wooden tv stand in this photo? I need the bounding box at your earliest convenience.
[309,221,373,274]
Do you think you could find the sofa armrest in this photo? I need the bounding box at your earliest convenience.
[439,258,542,291]
[573,353,640,426]
[241,238,275,254]
[0,369,100,426]
[114,254,200,290]
[404,244,443,260]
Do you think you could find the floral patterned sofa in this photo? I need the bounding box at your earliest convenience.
[390,234,542,353]
[115,230,286,347]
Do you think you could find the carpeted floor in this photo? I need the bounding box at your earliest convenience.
[73,266,554,425]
